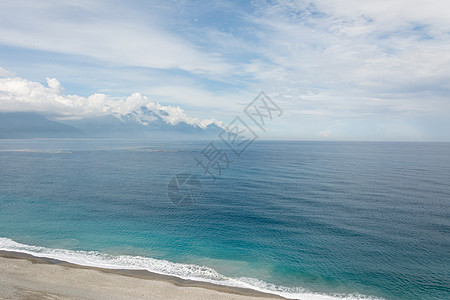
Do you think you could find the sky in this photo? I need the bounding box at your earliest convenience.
[0,0,449,141]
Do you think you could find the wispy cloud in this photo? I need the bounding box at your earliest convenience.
[0,66,15,78]
[0,1,233,75]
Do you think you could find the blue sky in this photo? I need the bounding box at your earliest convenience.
[0,0,449,140]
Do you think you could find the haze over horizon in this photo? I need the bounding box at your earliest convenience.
[1,0,449,141]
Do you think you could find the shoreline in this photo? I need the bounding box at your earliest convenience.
[0,250,285,299]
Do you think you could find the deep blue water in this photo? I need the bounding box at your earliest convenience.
[0,139,449,299]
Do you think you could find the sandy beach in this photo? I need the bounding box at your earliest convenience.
[0,251,282,300]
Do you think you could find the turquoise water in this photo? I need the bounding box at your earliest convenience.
[0,139,449,299]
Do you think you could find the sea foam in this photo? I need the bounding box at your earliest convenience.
[0,237,381,300]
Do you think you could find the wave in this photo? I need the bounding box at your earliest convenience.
[0,237,380,300]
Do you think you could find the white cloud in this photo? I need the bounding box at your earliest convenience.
[0,75,221,129]
[313,0,450,32]
[0,1,233,75]
[46,78,65,96]
[247,0,450,118]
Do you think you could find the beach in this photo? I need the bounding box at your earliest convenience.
[0,251,282,300]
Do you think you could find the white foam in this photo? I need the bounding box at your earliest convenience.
[0,237,381,300]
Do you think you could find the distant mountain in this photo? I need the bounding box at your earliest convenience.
[62,106,222,139]
[0,108,222,139]
[0,112,84,138]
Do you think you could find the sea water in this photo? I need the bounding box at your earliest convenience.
[0,139,449,299]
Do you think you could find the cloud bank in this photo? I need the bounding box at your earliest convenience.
[0,73,222,129]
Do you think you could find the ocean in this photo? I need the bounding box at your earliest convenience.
[0,139,449,299]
